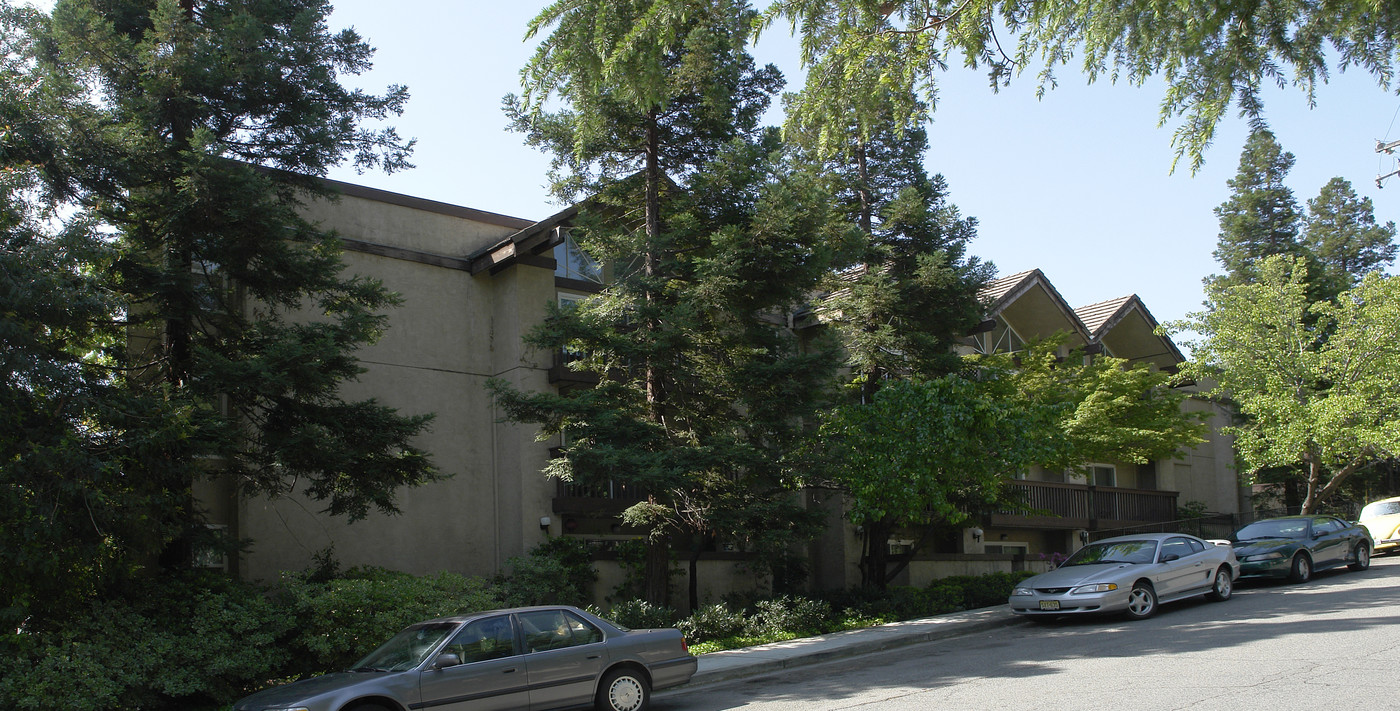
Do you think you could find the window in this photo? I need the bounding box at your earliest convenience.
[518,610,602,653]
[445,616,517,664]
[554,229,603,284]
[1312,517,1342,535]
[1160,537,1194,561]
[985,543,1028,555]
[972,316,1024,355]
[1084,464,1116,487]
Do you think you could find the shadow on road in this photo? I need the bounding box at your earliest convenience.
[658,558,1400,710]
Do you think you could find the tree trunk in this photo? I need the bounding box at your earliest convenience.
[644,537,670,608]
[688,538,701,613]
[861,518,892,589]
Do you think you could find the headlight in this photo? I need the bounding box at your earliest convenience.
[1070,583,1118,594]
[1243,552,1285,562]
[1011,586,1034,596]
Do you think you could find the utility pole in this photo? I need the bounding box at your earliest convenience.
[1376,139,1400,188]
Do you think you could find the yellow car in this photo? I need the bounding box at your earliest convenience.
[1359,497,1400,554]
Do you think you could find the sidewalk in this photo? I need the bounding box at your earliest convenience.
[677,606,1028,688]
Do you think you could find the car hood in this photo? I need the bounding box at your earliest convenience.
[237,671,384,708]
[1232,538,1300,557]
[1022,563,1139,588]
[1362,515,1400,538]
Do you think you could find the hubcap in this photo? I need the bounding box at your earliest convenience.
[1359,547,1370,566]
[1129,589,1153,615]
[608,676,643,711]
[1299,557,1311,578]
[1216,572,1231,597]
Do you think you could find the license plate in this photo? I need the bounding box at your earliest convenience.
[1039,600,1061,611]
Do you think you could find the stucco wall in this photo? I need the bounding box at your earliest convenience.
[233,189,561,583]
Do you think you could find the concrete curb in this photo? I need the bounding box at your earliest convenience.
[674,607,1028,689]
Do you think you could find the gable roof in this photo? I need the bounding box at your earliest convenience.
[1074,294,1186,366]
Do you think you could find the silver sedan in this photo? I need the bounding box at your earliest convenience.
[1008,533,1239,620]
[233,605,696,711]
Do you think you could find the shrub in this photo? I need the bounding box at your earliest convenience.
[275,567,504,678]
[744,596,831,638]
[0,573,293,711]
[496,537,597,608]
[600,599,677,630]
[675,603,745,643]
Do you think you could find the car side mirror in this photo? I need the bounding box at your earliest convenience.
[1161,553,1180,562]
[434,653,462,669]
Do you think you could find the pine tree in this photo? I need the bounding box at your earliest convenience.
[498,0,841,607]
[786,85,993,586]
[1303,177,1398,298]
[1208,129,1306,289]
[2,0,437,621]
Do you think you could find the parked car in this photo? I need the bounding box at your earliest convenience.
[1008,533,1238,620]
[1231,515,1372,582]
[233,605,696,711]
[1359,497,1400,555]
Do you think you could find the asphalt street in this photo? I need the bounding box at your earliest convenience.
[659,555,1400,711]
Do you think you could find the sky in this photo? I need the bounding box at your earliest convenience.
[319,2,1400,338]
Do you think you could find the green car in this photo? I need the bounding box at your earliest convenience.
[1231,515,1373,582]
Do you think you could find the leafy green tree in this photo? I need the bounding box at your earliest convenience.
[996,339,1208,474]
[688,0,1400,170]
[2,0,436,623]
[817,375,1053,588]
[499,0,841,607]
[1175,256,1400,513]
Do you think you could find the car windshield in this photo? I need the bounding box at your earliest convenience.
[1361,501,1400,519]
[1062,540,1157,566]
[349,622,459,672]
[1235,519,1308,540]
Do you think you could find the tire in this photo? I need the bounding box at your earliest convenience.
[1205,566,1233,601]
[1288,552,1312,583]
[346,705,392,711]
[596,668,650,711]
[1124,582,1158,620]
[1349,543,1372,571]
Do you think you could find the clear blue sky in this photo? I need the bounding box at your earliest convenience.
[319,3,1400,333]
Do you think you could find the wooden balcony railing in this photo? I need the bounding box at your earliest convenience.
[552,478,651,515]
[989,480,1178,530]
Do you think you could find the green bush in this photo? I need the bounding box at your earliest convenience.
[496,537,597,608]
[744,596,831,638]
[0,573,293,711]
[600,599,677,629]
[275,567,504,679]
[675,603,746,643]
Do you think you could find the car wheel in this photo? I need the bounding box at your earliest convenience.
[1205,566,1233,601]
[1349,543,1371,571]
[1288,552,1312,582]
[346,704,391,711]
[1124,582,1158,620]
[597,668,650,711]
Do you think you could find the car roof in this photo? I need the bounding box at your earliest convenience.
[1090,532,1196,544]
[415,605,590,626]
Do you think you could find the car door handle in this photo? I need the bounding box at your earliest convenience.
[503,668,517,674]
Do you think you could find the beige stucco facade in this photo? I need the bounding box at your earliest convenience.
[207,181,565,583]
[210,183,1245,607]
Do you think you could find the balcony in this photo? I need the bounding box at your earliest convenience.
[548,350,599,386]
[552,479,651,515]
[988,480,1178,530]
